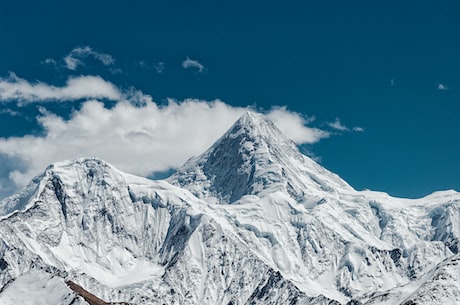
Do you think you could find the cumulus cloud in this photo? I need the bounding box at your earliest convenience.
[0,99,329,196]
[63,46,115,70]
[437,83,448,91]
[182,57,205,73]
[352,126,365,132]
[266,107,329,143]
[0,99,245,186]
[0,74,121,102]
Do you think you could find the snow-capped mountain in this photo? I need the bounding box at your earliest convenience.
[169,111,351,203]
[0,112,458,304]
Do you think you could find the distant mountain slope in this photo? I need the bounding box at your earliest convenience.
[0,112,458,304]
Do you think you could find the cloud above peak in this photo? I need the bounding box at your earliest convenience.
[182,57,206,73]
[0,74,121,103]
[267,108,329,143]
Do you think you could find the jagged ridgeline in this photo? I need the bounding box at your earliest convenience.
[0,112,458,305]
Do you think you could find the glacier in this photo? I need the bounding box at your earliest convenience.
[0,111,458,304]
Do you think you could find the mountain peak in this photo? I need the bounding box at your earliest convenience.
[226,111,289,143]
[44,157,114,179]
[235,110,268,127]
[238,110,262,122]
[1,113,459,305]
[0,157,128,218]
[169,112,350,203]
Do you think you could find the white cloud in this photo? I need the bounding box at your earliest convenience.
[63,46,115,70]
[0,97,329,195]
[0,74,121,102]
[0,73,339,199]
[182,57,205,73]
[352,126,364,132]
[327,118,350,131]
[437,83,448,91]
[266,107,329,143]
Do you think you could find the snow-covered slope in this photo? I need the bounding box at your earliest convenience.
[0,157,338,304]
[169,111,351,204]
[0,269,89,305]
[0,111,458,304]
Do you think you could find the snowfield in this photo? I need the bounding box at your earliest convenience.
[0,112,458,304]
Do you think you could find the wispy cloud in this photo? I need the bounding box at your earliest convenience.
[63,46,116,71]
[327,118,364,133]
[0,108,20,116]
[136,61,165,74]
[64,54,82,70]
[182,57,205,73]
[437,83,448,91]
[0,73,121,103]
[136,61,149,69]
[42,58,58,66]
[328,118,349,131]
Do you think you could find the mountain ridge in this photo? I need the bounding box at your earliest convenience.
[0,111,458,304]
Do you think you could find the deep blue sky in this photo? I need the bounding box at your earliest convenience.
[0,0,459,198]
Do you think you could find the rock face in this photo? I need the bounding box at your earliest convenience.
[0,112,458,305]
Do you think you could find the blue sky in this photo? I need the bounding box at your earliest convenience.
[0,0,458,199]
